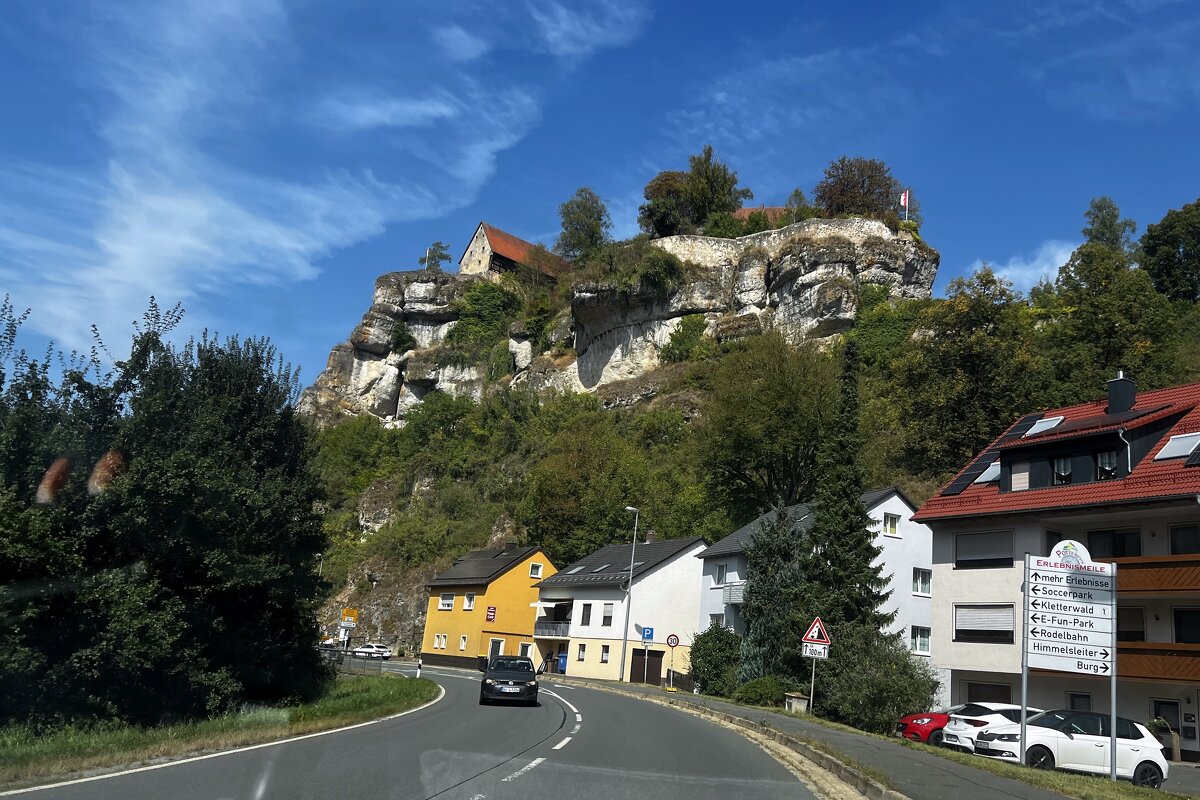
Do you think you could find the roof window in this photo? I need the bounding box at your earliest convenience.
[1155,432,1200,461]
[1024,416,1064,437]
[591,564,611,573]
[973,461,1001,483]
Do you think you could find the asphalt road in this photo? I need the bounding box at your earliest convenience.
[7,664,810,800]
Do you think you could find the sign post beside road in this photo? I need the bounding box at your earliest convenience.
[666,634,680,691]
[1020,540,1117,781]
[802,617,832,711]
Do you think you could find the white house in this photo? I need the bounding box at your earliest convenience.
[699,487,936,657]
[533,536,707,685]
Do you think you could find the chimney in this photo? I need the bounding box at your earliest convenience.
[644,530,657,544]
[1107,370,1136,414]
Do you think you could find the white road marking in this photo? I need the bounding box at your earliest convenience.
[570,724,581,734]
[0,686,447,797]
[575,713,582,722]
[552,737,572,750]
[500,757,546,782]
[540,688,579,715]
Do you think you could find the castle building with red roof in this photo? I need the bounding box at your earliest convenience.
[916,372,1200,757]
[458,222,563,280]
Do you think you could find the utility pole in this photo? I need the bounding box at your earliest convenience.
[618,506,639,682]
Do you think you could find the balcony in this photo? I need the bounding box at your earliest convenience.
[1113,555,1200,594]
[1118,641,1200,683]
[534,621,571,638]
[722,582,746,605]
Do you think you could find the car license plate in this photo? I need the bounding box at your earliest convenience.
[501,687,520,693]
[976,742,990,752]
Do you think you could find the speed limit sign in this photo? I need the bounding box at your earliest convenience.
[666,634,680,648]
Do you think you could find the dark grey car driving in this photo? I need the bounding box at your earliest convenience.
[478,655,540,705]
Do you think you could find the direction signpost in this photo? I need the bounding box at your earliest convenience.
[1021,540,1117,781]
[803,617,832,710]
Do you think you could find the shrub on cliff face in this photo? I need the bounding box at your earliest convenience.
[390,320,417,352]
[445,282,521,349]
[660,315,716,363]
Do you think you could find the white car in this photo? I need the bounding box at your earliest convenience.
[941,702,1042,753]
[975,709,1169,789]
[350,643,392,660]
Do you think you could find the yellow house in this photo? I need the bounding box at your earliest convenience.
[421,545,557,668]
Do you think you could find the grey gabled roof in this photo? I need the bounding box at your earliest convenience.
[536,537,706,588]
[427,546,545,588]
[699,487,911,559]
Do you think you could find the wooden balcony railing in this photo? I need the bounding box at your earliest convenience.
[1118,641,1200,683]
[1113,555,1200,594]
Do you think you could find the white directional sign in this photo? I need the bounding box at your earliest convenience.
[1022,540,1116,677]
[802,642,829,659]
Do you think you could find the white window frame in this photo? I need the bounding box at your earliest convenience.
[580,602,592,626]
[438,593,454,611]
[1156,432,1200,460]
[577,643,587,661]
[953,603,1015,644]
[489,638,505,657]
[710,613,726,628]
[529,562,543,578]
[463,592,475,611]
[910,626,931,656]
[602,602,614,626]
[715,563,728,586]
[600,644,610,663]
[459,634,468,651]
[954,531,1014,569]
[912,568,932,596]
[883,513,901,537]
[519,642,532,658]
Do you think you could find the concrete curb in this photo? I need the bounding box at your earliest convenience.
[549,676,912,800]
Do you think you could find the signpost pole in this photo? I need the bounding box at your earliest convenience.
[1020,554,1030,766]
[809,659,816,711]
[669,648,674,690]
[1110,562,1118,782]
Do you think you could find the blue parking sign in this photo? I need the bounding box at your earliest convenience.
[642,627,654,641]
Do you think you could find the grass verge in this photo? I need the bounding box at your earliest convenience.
[0,675,440,788]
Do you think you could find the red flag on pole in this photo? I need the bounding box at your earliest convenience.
[899,190,910,208]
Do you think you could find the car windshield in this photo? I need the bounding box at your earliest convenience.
[490,658,533,672]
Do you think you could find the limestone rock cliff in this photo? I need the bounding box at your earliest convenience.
[301,219,938,426]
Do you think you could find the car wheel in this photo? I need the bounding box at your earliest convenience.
[1133,762,1163,789]
[928,729,944,747]
[1026,745,1055,770]
[479,695,488,705]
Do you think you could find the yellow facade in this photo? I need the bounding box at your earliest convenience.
[421,550,556,668]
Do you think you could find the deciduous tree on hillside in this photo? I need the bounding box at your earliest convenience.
[555,187,611,262]
[813,156,919,225]
[1082,196,1136,253]
[1141,197,1200,303]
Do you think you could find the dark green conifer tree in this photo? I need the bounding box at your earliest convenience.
[736,508,809,683]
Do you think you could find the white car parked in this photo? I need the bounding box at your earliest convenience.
[941,702,1042,753]
[350,643,392,660]
[975,709,1168,789]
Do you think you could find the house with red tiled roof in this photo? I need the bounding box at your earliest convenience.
[458,222,563,279]
[915,373,1200,759]
[731,206,790,225]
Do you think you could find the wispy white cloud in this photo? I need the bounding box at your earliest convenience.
[970,239,1078,293]
[433,24,490,62]
[526,0,651,59]
[315,93,461,132]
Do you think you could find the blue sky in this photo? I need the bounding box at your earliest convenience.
[2,0,1198,381]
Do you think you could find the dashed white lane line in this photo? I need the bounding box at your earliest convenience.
[552,737,572,750]
[500,758,546,782]
[570,724,581,734]
[575,713,582,722]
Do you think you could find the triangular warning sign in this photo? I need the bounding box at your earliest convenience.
[802,617,831,645]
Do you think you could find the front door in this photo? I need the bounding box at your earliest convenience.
[489,638,504,657]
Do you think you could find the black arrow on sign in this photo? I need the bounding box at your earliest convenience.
[1030,628,1041,637]
[1030,614,1043,623]
[1031,572,1042,581]
[1031,600,1041,610]
[1031,585,1042,595]
[1101,662,1110,673]
[1100,650,1109,660]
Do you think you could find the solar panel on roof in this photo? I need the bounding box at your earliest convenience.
[1187,449,1200,468]
[1003,413,1044,441]
[941,448,1001,495]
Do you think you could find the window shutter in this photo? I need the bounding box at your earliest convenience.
[956,532,1013,562]
[1011,461,1030,491]
[955,605,1014,631]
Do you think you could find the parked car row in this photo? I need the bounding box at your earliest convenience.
[896,706,1169,789]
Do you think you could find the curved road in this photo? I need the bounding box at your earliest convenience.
[8,664,812,800]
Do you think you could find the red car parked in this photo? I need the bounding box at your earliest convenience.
[895,705,965,745]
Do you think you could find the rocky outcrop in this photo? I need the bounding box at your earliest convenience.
[301,219,938,426]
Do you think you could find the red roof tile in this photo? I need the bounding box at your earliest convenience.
[481,223,537,265]
[914,381,1200,522]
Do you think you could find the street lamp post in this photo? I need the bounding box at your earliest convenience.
[618,506,639,682]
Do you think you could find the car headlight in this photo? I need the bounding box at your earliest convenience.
[911,718,934,725]
[484,679,496,685]
[526,680,538,687]
[996,734,1020,742]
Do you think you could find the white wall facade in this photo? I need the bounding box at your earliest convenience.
[872,493,934,644]
[458,225,492,275]
[698,554,747,635]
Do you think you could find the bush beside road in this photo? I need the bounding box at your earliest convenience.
[0,675,440,789]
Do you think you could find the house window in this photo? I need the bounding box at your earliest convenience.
[580,603,592,626]
[438,593,454,610]
[1011,461,1030,491]
[602,603,614,626]
[912,568,932,596]
[459,635,468,651]
[954,531,1013,569]
[1154,699,1182,733]
[600,644,610,663]
[463,592,475,611]
[954,604,1014,643]
[715,564,728,586]
[489,638,504,657]
[1052,457,1072,485]
[1067,692,1091,711]
[529,562,543,578]
[1096,450,1119,480]
[883,513,901,536]
[1045,530,1065,555]
[1117,607,1145,642]
[435,634,447,649]
[1088,528,1141,558]
[910,626,931,655]
[519,642,532,658]
[965,682,1012,703]
[1171,524,1200,555]
[710,613,726,628]
[577,643,587,661]
[1174,608,1200,644]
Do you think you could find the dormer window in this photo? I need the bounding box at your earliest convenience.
[1096,450,1118,480]
[1052,457,1072,486]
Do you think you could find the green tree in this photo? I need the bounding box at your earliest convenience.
[804,341,892,628]
[701,334,836,521]
[555,187,612,262]
[689,620,742,696]
[685,145,753,225]
[813,156,919,225]
[659,314,715,363]
[638,170,692,238]
[1141,197,1200,302]
[890,268,1051,479]
[701,212,748,239]
[737,509,809,683]
[1082,196,1136,253]
[785,187,817,224]
[419,241,451,272]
